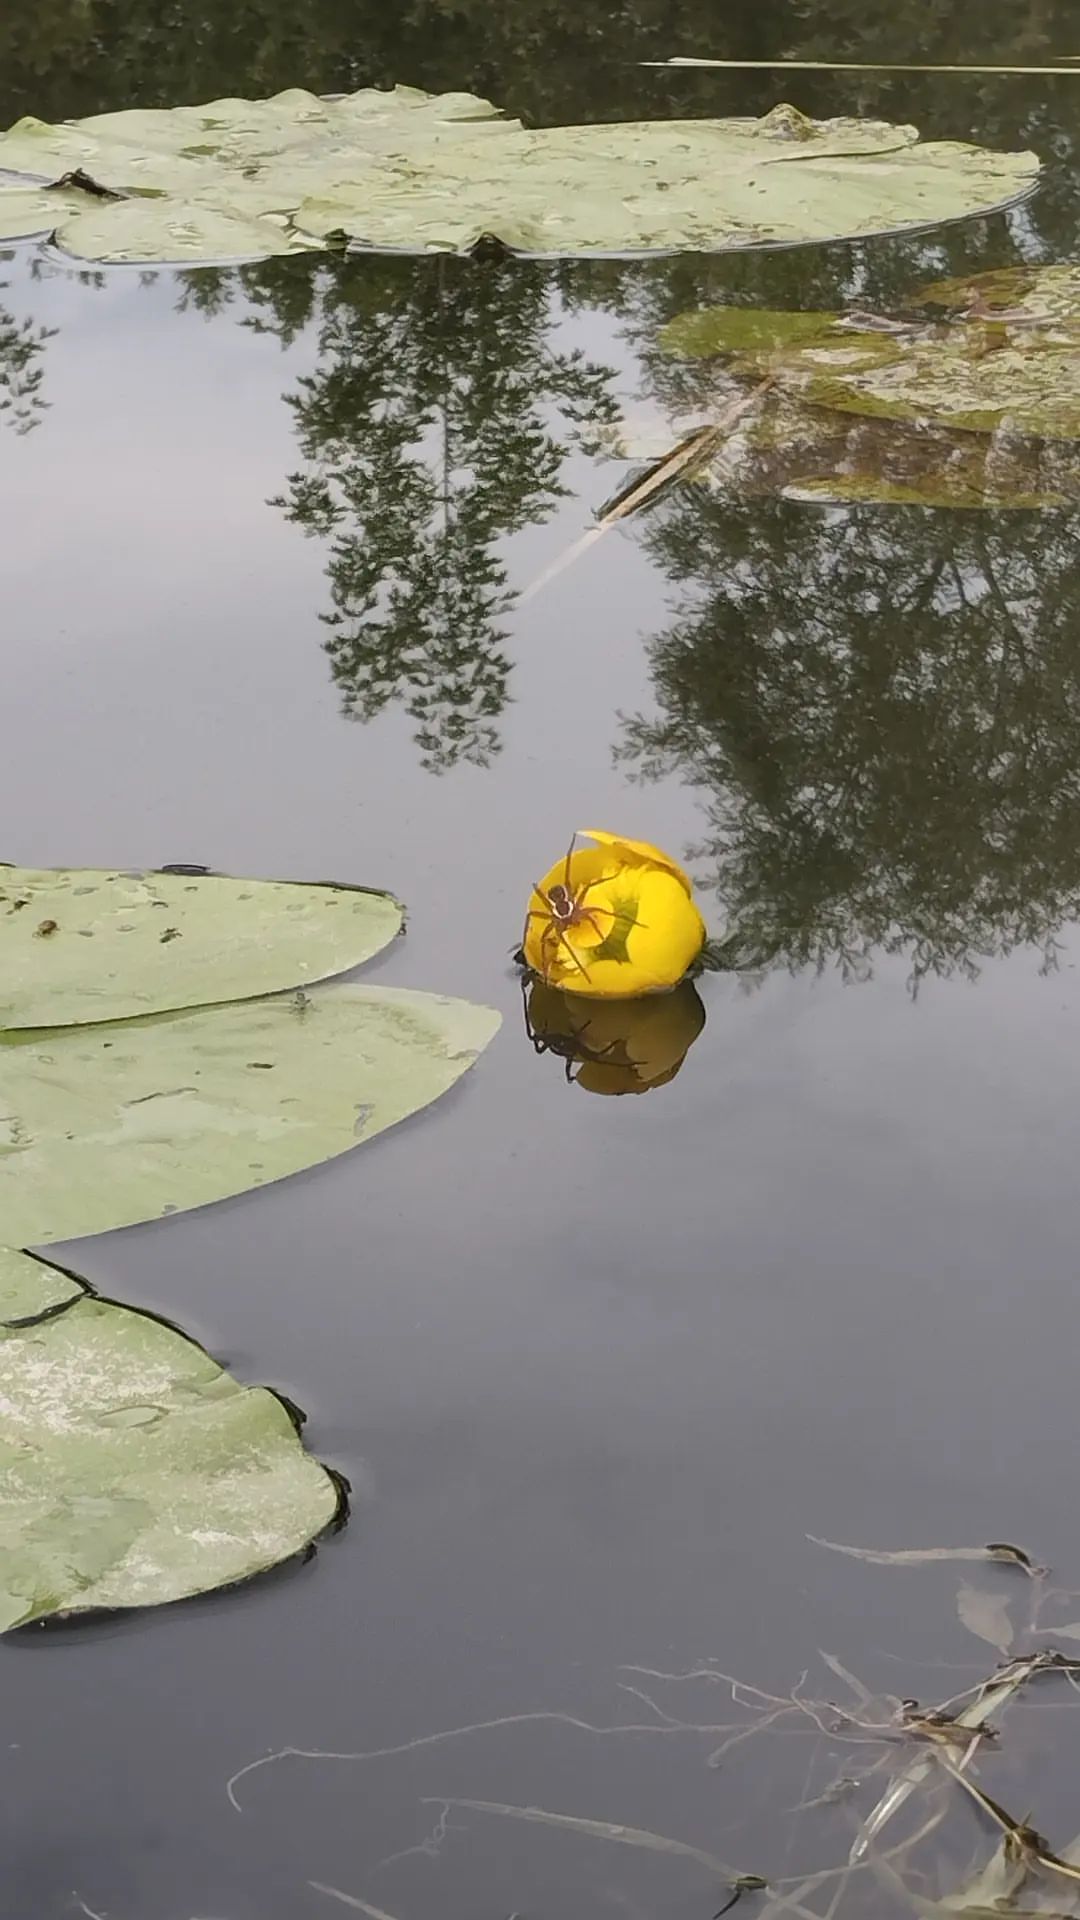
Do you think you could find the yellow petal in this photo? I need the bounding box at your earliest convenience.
[579,829,694,897]
[542,869,703,997]
[522,833,704,996]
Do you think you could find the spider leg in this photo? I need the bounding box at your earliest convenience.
[575,872,619,903]
[562,833,577,896]
[570,874,650,928]
[533,913,571,980]
[577,906,650,937]
[532,915,591,980]
[523,886,556,952]
[551,923,592,979]
[521,908,544,951]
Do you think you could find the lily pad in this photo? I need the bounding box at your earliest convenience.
[0,1245,340,1628]
[0,981,500,1245]
[0,1249,82,1326]
[661,269,1080,441]
[0,89,1040,264]
[0,865,403,1028]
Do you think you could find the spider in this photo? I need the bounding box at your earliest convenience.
[522,837,630,982]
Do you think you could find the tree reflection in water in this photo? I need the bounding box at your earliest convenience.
[188,254,619,772]
[0,254,54,436]
[621,491,1080,986]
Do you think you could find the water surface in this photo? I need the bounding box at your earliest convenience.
[3,5,1080,1916]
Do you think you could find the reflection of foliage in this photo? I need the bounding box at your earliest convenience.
[622,493,1080,986]
[0,0,759,130]
[251,257,618,772]
[0,256,54,436]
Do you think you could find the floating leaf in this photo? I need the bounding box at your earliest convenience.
[0,185,92,235]
[956,1583,1014,1652]
[662,271,1080,442]
[0,865,403,1028]
[0,982,500,1244]
[0,1246,340,1628]
[0,1251,81,1326]
[809,1536,1039,1570]
[0,89,1039,264]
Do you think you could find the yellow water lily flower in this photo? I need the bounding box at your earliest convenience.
[522,829,706,999]
[526,979,706,1094]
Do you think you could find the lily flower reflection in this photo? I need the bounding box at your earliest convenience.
[524,979,706,1095]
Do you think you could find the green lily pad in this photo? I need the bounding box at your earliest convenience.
[0,865,403,1028]
[0,89,1040,264]
[0,1245,340,1628]
[0,186,92,236]
[0,981,500,1245]
[0,1249,82,1326]
[661,269,1080,441]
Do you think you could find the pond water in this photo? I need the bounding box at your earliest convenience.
[5,4,1080,1917]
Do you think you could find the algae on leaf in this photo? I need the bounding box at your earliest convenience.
[0,88,1040,264]
[0,865,403,1028]
[0,982,500,1245]
[0,1246,340,1628]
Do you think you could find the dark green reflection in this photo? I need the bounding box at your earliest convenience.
[0,255,54,437]
[189,254,617,772]
[0,0,1078,180]
[621,493,1080,985]
[0,0,789,127]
